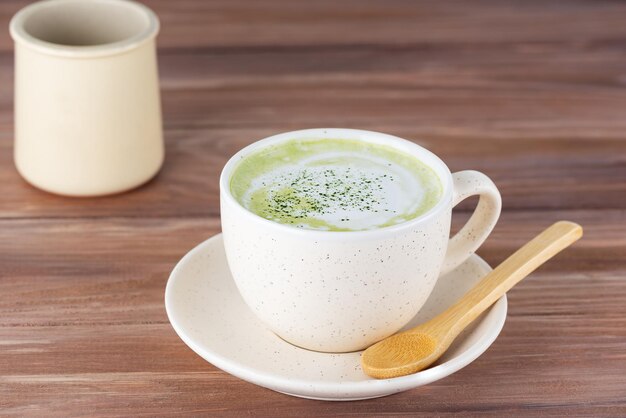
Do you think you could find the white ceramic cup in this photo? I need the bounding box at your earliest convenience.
[220,128,501,353]
[10,0,163,196]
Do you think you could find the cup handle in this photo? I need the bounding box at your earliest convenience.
[441,170,502,275]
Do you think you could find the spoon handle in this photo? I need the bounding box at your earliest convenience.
[421,221,583,340]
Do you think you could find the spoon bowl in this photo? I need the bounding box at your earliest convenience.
[362,333,438,379]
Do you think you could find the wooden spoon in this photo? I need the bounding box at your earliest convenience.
[361,221,583,379]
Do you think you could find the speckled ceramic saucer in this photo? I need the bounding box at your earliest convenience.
[165,234,507,401]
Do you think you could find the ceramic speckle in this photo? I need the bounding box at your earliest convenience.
[165,234,507,401]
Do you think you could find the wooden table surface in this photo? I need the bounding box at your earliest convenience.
[1,0,625,416]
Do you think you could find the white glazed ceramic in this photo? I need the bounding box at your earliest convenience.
[220,128,501,353]
[165,234,507,401]
[10,0,164,196]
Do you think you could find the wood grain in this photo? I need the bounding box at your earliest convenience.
[1,212,624,416]
[0,0,625,416]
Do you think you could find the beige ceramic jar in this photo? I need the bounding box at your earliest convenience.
[10,0,164,196]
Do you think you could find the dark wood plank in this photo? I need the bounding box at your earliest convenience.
[0,35,624,217]
[0,212,624,416]
[1,124,623,218]
[2,0,626,51]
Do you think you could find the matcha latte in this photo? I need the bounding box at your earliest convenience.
[229,138,443,231]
